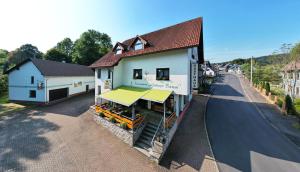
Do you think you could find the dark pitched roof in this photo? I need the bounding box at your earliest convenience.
[90,17,203,68]
[5,58,94,76]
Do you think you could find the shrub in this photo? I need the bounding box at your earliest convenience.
[265,82,270,95]
[285,95,296,115]
[276,98,283,108]
[99,112,104,117]
[120,122,127,129]
[295,105,300,114]
[108,116,116,123]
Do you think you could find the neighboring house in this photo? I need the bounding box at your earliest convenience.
[5,58,95,103]
[282,61,300,97]
[204,67,216,77]
[228,64,241,74]
[90,18,204,160]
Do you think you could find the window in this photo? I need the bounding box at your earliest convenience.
[133,69,142,79]
[98,86,101,95]
[116,46,122,54]
[116,48,122,54]
[31,76,34,84]
[97,69,101,79]
[156,68,169,80]
[134,40,143,50]
[29,90,36,98]
[108,69,111,79]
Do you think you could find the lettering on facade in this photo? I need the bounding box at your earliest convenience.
[192,63,198,89]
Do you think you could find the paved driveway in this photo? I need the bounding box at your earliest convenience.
[206,74,300,172]
[0,93,161,172]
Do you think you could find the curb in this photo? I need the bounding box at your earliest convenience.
[202,90,219,171]
[236,74,300,150]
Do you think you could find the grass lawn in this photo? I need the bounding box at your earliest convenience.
[0,92,9,104]
[0,93,27,117]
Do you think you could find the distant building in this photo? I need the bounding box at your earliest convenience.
[5,58,95,103]
[282,61,300,97]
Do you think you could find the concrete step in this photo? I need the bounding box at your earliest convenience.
[135,141,151,150]
[140,134,152,141]
[147,122,159,129]
[134,145,150,157]
[144,127,156,134]
[139,137,152,147]
[143,130,155,137]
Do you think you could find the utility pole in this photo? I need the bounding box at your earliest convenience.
[250,56,253,86]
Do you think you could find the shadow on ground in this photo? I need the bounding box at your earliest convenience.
[0,114,59,171]
[160,95,212,171]
[206,74,300,172]
[32,92,94,117]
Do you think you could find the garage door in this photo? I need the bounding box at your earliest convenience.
[49,88,69,101]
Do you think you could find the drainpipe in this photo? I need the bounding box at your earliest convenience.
[45,78,48,103]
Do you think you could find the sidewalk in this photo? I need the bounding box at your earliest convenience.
[160,94,218,172]
[238,75,300,147]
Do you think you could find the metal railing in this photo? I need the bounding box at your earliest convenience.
[151,117,164,148]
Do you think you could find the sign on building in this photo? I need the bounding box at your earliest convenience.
[104,80,111,89]
[191,63,198,89]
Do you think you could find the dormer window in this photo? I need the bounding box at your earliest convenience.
[116,46,122,54]
[134,40,143,50]
[113,42,126,55]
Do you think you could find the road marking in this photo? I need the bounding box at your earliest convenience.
[236,74,300,150]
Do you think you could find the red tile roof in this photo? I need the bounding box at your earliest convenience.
[283,61,300,72]
[90,17,203,68]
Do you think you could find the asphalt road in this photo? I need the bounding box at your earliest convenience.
[206,74,300,172]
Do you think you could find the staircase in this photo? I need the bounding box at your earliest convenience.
[134,122,159,156]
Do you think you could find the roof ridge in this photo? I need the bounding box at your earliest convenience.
[31,58,89,67]
[122,17,202,44]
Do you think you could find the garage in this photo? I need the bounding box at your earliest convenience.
[49,88,69,101]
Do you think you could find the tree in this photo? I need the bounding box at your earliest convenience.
[265,82,270,95]
[8,44,43,65]
[56,38,74,58]
[44,48,71,63]
[72,30,112,65]
[285,95,295,115]
[0,49,8,59]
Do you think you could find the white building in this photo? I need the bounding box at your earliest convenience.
[90,18,204,160]
[282,61,300,97]
[5,58,95,103]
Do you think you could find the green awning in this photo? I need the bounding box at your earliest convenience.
[99,86,172,106]
[100,86,149,106]
[142,89,172,103]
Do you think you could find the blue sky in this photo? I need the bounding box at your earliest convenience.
[0,0,299,62]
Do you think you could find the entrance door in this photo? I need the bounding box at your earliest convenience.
[86,85,89,93]
[49,88,68,101]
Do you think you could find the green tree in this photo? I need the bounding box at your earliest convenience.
[72,30,112,65]
[0,49,8,59]
[265,82,270,95]
[44,48,71,63]
[56,38,73,59]
[285,95,295,115]
[8,44,43,65]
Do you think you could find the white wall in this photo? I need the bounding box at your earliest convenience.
[46,76,95,102]
[113,49,190,95]
[8,61,45,102]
